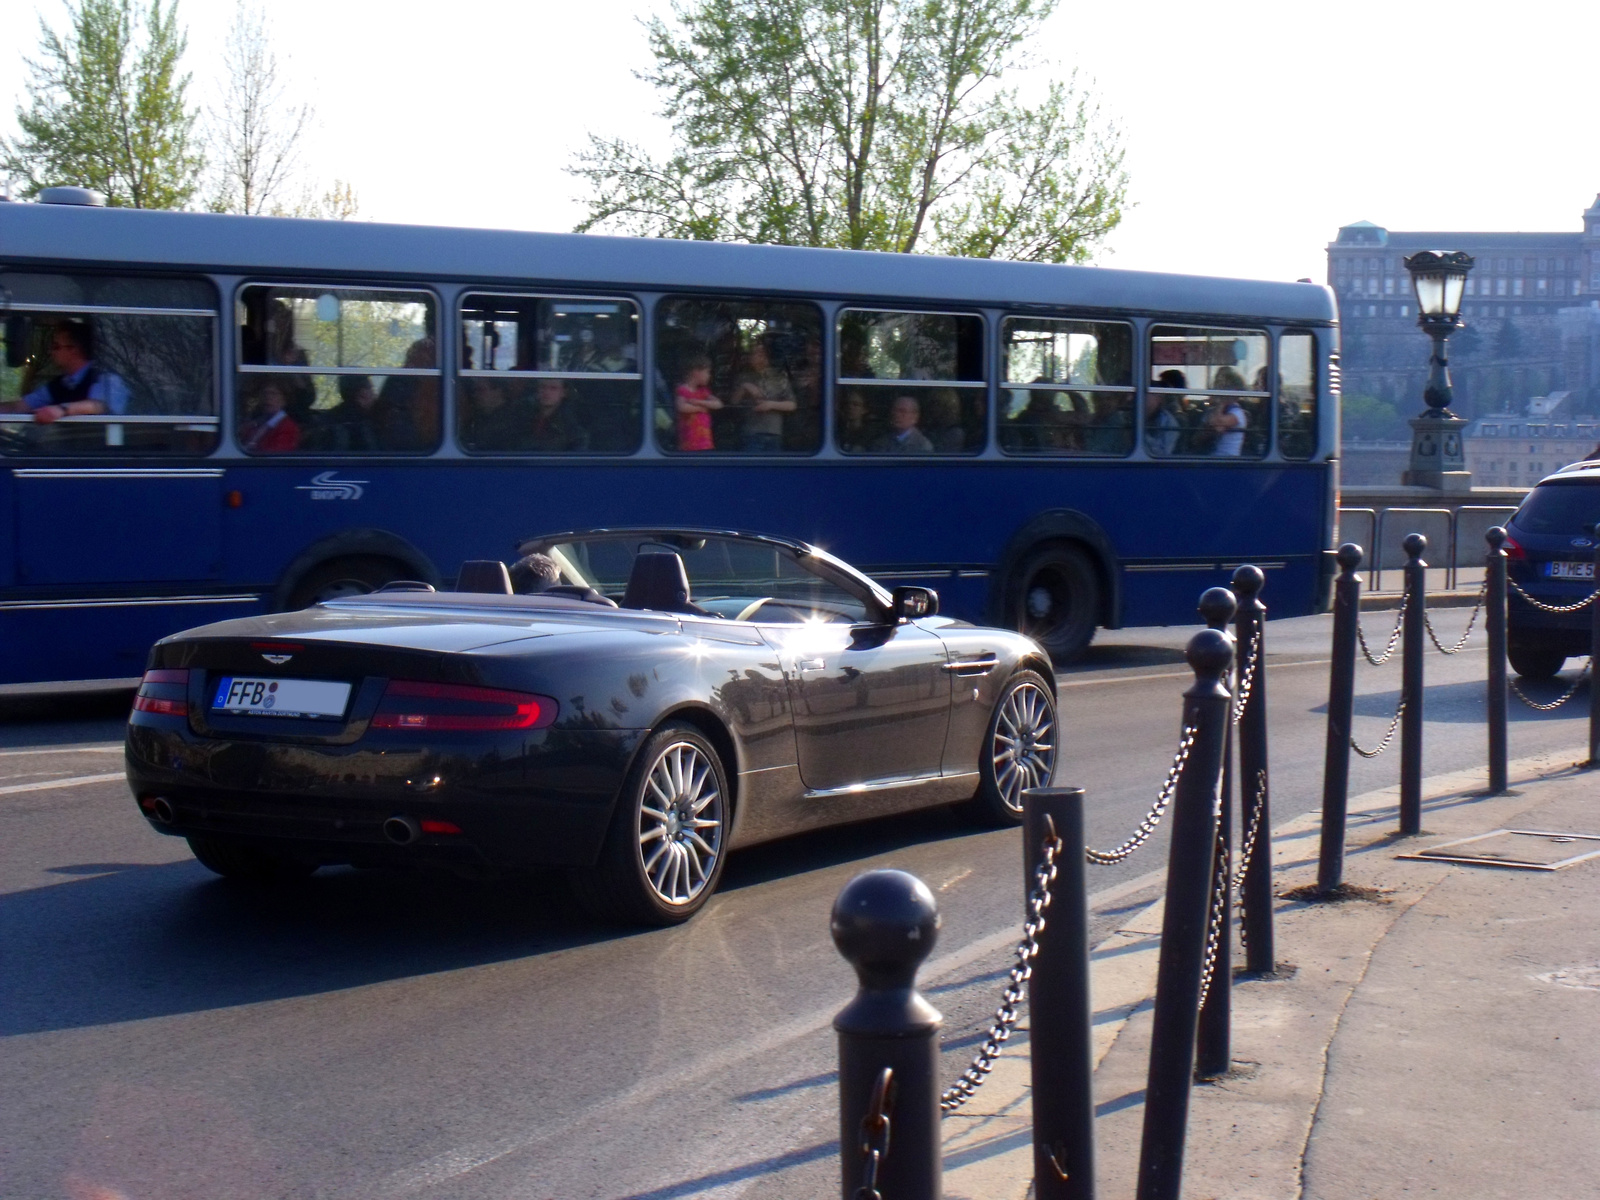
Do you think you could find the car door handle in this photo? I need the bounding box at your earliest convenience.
[943,655,998,676]
[796,658,827,673]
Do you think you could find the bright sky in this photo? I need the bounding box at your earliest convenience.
[2,0,1597,284]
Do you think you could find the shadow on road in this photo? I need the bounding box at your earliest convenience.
[1310,676,1590,724]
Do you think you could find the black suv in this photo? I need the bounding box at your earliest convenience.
[1504,463,1600,677]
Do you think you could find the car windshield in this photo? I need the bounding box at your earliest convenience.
[1513,481,1600,537]
[542,534,872,623]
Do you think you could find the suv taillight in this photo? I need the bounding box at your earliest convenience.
[371,680,557,731]
[1503,535,1527,560]
[134,668,189,716]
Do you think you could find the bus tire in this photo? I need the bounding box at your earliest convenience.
[1006,543,1100,663]
[285,556,411,609]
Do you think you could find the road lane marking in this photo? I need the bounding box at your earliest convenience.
[0,744,121,757]
[1057,657,1331,689]
[0,772,125,795]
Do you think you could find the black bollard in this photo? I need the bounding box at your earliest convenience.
[1317,544,1363,892]
[1399,533,1427,836]
[1232,565,1275,971]
[1590,524,1600,766]
[1194,587,1235,1081]
[1135,628,1232,1200]
[1486,528,1509,794]
[832,869,942,1200]
[1023,788,1095,1200]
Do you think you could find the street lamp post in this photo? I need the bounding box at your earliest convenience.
[1401,250,1476,491]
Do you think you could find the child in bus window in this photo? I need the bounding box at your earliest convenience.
[675,355,724,451]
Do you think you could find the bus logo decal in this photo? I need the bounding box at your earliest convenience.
[296,471,368,501]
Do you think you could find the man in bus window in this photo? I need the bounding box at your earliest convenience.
[872,394,933,454]
[1145,372,1182,456]
[6,320,129,423]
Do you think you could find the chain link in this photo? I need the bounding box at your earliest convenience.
[1351,698,1405,759]
[1195,794,1230,1014]
[1085,726,1196,864]
[1509,659,1592,711]
[939,818,1062,1112]
[1231,630,1259,725]
[1508,579,1600,614]
[1355,607,1404,666]
[854,1067,893,1200]
[1233,768,1268,956]
[1423,584,1486,654]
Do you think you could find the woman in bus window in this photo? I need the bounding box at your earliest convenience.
[240,380,301,453]
[1206,366,1249,457]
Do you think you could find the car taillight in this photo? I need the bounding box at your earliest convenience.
[134,668,189,716]
[1503,535,1526,560]
[371,680,557,731]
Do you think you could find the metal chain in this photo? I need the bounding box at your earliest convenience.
[1195,799,1230,1013]
[1509,659,1592,711]
[1233,768,1268,956]
[1355,607,1404,666]
[939,817,1062,1112]
[1351,698,1405,759]
[1423,584,1486,654]
[1508,579,1600,614]
[1231,630,1259,726]
[854,1067,893,1200]
[1085,726,1197,864]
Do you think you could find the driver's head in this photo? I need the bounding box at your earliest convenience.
[509,551,561,593]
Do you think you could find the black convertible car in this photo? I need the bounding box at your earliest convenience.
[126,528,1057,923]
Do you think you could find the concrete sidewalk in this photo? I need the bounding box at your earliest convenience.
[941,746,1600,1199]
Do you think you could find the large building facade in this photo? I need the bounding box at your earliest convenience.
[1327,195,1600,422]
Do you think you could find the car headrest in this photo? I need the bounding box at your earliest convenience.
[621,551,695,613]
[455,560,513,594]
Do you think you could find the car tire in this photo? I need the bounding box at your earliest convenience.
[187,835,317,883]
[286,556,410,610]
[569,722,730,926]
[968,670,1058,827]
[1508,644,1566,680]
[1006,544,1099,664]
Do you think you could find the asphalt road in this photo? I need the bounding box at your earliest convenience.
[2,611,1591,1200]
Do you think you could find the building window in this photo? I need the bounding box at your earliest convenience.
[1384,277,1395,295]
[1537,278,1548,295]
[1368,277,1380,295]
[1556,279,1567,296]
[1496,278,1508,296]
[1513,279,1524,296]
[1400,305,1409,317]
[1367,305,1377,317]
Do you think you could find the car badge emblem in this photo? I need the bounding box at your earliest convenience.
[261,652,293,665]
[1572,538,1593,549]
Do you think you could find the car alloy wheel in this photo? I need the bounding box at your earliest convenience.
[990,679,1056,814]
[637,739,725,907]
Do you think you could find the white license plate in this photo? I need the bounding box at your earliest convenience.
[1548,561,1596,580]
[212,676,352,718]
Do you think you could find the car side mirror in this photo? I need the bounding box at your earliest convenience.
[890,585,939,621]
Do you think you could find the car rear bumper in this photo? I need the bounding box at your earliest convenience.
[126,715,645,872]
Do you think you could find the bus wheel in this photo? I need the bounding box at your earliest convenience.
[1008,544,1099,663]
[286,556,409,609]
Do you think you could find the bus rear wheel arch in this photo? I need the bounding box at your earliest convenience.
[1005,542,1101,663]
[285,556,414,609]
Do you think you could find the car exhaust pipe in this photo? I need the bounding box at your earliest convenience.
[148,797,176,825]
[383,815,422,846]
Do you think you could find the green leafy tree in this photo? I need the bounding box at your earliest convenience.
[570,0,1128,262]
[2,0,201,209]
[1341,393,1405,441]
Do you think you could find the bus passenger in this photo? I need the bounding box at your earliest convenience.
[316,374,382,451]
[872,395,933,454]
[674,356,724,451]
[240,381,301,453]
[379,337,441,451]
[7,320,130,423]
[528,380,589,452]
[460,378,527,451]
[927,388,966,453]
[1145,371,1183,456]
[837,390,871,453]
[733,340,795,452]
[1206,367,1248,457]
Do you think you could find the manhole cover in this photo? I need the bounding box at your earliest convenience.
[1398,829,1600,871]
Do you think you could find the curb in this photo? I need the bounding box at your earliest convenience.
[1359,589,1482,611]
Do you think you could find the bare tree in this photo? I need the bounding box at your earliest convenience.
[207,1,309,215]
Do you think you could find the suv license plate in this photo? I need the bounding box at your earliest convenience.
[213,676,352,718]
[1548,561,1596,580]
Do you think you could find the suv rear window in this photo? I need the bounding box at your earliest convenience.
[1514,481,1600,536]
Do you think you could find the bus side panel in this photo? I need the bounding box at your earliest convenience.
[0,600,267,686]
[0,468,13,588]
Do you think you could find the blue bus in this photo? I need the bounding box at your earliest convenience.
[0,194,1339,687]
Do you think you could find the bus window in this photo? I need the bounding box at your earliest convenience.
[655,298,823,454]
[236,284,440,454]
[999,318,1134,456]
[458,295,641,454]
[836,310,985,454]
[1279,331,1318,460]
[1147,326,1270,459]
[0,272,217,456]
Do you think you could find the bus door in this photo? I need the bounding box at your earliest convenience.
[12,467,223,585]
